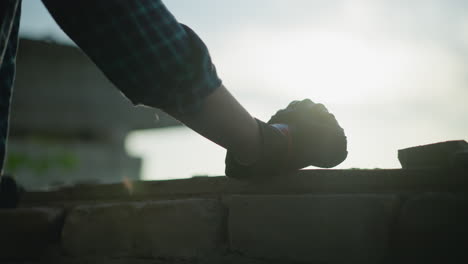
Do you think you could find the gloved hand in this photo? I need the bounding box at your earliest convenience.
[225,99,347,180]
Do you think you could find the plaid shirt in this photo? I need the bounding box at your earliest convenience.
[0,0,21,174]
[0,0,222,172]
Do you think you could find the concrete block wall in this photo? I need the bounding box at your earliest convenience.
[62,199,225,258]
[1,170,467,263]
[226,194,399,263]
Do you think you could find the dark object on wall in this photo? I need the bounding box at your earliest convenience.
[398,140,468,169]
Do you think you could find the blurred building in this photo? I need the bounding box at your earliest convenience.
[5,38,181,190]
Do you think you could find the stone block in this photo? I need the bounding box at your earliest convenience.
[398,140,468,169]
[226,194,399,264]
[393,193,468,263]
[62,199,225,258]
[0,207,64,260]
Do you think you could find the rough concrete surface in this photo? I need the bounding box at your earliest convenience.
[393,193,468,263]
[62,199,225,259]
[32,253,297,264]
[0,207,64,260]
[226,194,399,264]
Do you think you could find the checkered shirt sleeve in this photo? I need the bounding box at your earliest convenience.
[0,0,20,173]
[42,0,222,113]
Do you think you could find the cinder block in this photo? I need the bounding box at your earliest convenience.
[0,208,64,260]
[226,194,399,264]
[398,140,468,169]
[393,193,468,263]
[62,199,225,258]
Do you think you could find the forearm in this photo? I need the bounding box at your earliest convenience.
[165,84,261,165]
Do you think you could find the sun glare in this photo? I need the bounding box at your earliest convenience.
[230,31,411,105]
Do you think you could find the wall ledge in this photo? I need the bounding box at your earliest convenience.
[21,169,468,207]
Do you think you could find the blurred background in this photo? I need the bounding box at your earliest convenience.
[5,0,468,189]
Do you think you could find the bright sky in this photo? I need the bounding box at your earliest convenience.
[20,1,468,180]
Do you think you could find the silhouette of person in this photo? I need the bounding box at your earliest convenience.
[0,0,347,207]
